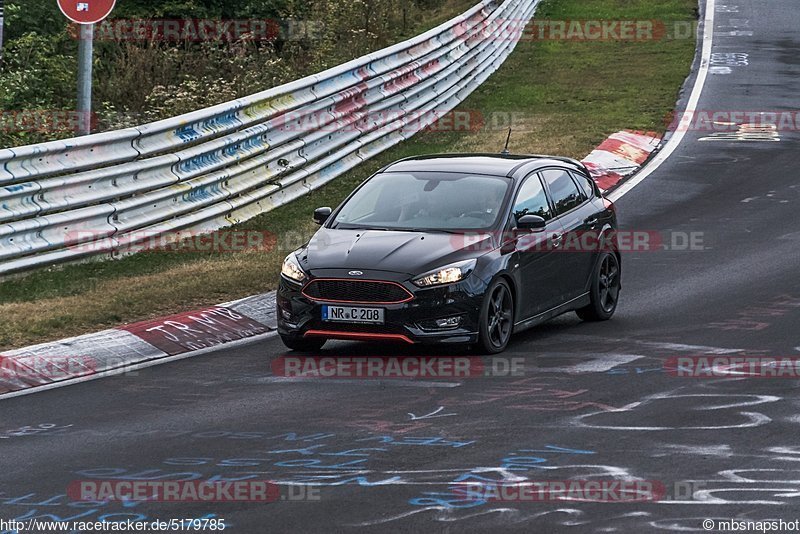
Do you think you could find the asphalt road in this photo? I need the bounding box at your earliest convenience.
[3,0,800,532]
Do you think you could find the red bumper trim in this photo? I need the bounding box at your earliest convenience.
[303,329,415,344]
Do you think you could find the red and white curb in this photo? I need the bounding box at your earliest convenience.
[0,293,277,397]
[581,129,662,192]
[0,130,665,399]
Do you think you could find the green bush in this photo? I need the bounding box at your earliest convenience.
[0,0,452,147]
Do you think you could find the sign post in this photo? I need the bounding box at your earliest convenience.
[76,23,93,136]
[57,0,116,136]
[0,0,5,65]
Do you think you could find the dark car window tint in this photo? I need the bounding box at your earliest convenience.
[572,171,596,199]
[542,169,584,215]
[513,174,552,221]
[332,172,510,231]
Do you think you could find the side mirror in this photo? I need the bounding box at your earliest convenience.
[313,207,332,225]
[516,214,546,231]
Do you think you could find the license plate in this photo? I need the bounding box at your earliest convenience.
[322,305,385,324]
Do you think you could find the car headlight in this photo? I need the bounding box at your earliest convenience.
[413,259,477,287]
[281,253,307,283]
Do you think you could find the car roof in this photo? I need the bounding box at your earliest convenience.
[381,153,588,179]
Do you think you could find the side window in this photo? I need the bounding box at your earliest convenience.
[571,171,597,199]
[513,174,552,221]
[541,169,584,215]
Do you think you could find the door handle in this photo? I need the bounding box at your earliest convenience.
[551,233,563,248]
[584,216,599,226]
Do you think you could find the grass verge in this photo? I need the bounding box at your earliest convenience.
[0,0,697,350]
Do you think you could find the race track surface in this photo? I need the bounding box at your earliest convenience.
[2,0,800,531]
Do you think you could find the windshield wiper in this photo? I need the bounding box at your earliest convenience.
[404,228,461,234]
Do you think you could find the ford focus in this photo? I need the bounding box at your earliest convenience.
[277,154,620,353]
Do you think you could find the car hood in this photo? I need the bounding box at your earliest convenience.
[300,228,494,276]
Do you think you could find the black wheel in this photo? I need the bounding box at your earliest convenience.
[477,278,514,354]
[280,335,326,352]
[576,252,621,321]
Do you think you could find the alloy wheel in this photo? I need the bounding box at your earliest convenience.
[487,283,513,348]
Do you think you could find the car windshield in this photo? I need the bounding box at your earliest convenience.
[331,171,511,231]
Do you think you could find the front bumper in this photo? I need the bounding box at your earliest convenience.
[277,271,486,345]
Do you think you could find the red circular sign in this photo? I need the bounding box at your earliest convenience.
[57,0,116,25]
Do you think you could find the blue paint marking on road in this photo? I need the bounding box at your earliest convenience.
[355,436,475,447]
[273,458,368,470]
[408,444,598,509]
[64,432,479,490]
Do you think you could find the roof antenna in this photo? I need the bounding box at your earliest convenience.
[501,128,512,156]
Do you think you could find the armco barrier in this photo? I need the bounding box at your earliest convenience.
[0,0,540,275]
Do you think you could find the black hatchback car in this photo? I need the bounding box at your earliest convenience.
[277,154,620,353]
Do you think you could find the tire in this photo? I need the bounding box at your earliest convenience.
[477,278,515,354]
[576,252,621,322]
[280,335,326,352]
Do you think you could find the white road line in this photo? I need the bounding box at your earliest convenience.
[608,0,717,201]
[565,354,644,373]
[632,341,744,355]
[557,334,746,355]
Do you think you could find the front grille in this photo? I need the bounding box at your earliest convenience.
[303,279,413,304]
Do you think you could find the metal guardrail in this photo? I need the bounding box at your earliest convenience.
[0,0,539,275]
